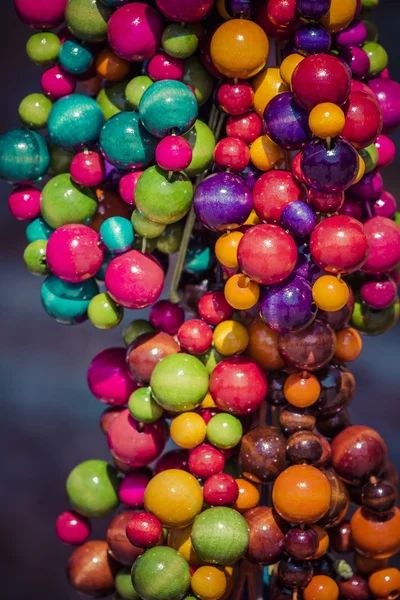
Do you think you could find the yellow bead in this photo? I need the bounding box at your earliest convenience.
[353,154,366,184]
[321,0,357,33]
[144,469,203,528]
[216,0,232,20]
[309,103,346,140]
[244,209,260,226]
[250,134,284,171]
[191,566,227,600]
[224,274,260,310]
[312,275,349,312]
[210,20,269,79]
[215,231,243,269]
[201,392,217,409]
[280,53,305,87]
[213,320,250,356]
[168,524,202,565]
[170,412,207,449]
[252,67,289,117]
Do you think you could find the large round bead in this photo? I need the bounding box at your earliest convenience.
[66,459,120,518]
[264,91,312,151]
[244,506,288,565]
[292,54,351,110]
[362,216,400,274]
[41,174,97,229]
[132,546,191,600]
[350,507,400,559]
[278,320,336,371]
[108,2,163,61]
[67,541,118,597]
[66,0,112,42]
[88,347,138,406]
[253,169,304,224]
[157,0,213,22]
[368,78,400,134]
[259,275,316,333]
[48,94,104,151]
[239,426,287,483]
[342,91,383,149]
[0,129,49,184]
[15,0,67,28]
[301,138,359,193]
[41,276,98,325]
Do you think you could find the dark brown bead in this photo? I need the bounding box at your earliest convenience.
[286,431,323,465]
[280,405,316,435]
[379,460,399,489]
[67,540,118,597]
[100,407,124,436]
[284,527,319,561]
[267,371,287,406]
[316,409,350,438]
[362,480,397,514]
[244,506,288,566]
[317,470,349,529]
[277,558,313,589]
[126,332,179,383]
[329,520,353,553]
[277,320,336,371]
[239,426,287,483]
[315,364,355,417]
[338,574,369,600]
[106,511,143,566]
[314,432,332,468]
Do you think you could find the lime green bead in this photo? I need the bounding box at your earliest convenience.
[19,93,53,130]
[49,144,75,175]
[207,414,243,449]
[97,82,129,120]
[116,569,140,600]
[26,32,61,66]
[395,212,400,227]
[359,143,378,174]
[156,221,184,254]
[184,119,215,177]
[162,23,199,59]
[352,297,399,336]
[123,319,155,347]
[183,56,214,106]
[363,41,388,76]
[128,387,164,423]
[199,347,225,375]
[41,173,97,228]
[126,76,153,110]
[362,0,379,8]
[88,292,124,329]
[66,459,120,518]
[132,547,191,600]
[131,209,166,239]
[65,0,113,42]
[23,240,49,276]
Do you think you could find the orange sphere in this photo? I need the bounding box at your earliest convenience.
[280,53,305,87]
[321,0,357,33]
[215,231,243,269]
[95,49,131,81]
[273,465,331,525]
[252,67,288,117]
[168,523,202,565]
[283,372,321,408]
[224,275,260,310]
[354,154,366,183]
[311,525,329,559]
[303,575,339,600]
[211,20,269,79]
[246,321,285,371]
[170,412,207,449]
[369,568,400,598]
[334,327,362,362]
[350,507,400,559]
[312,275,349,312]
[250,134,284,171]
[213,319,249,356]
[232,478,260,513]
[191,566,227,600]
[309,102,346,140]
[244,209,261,226]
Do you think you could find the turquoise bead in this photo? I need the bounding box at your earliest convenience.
[41,275,99,325]
[99,112,157,169]
[26,218,54,243]
[0,129,49,184]
[139,80,198,138]
[58,39,94,75]
[185,242,215,274]
[48,94,105,151]
[99,216,134,253]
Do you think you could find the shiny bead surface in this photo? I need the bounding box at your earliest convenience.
[309,103,345,140]
[362,480,397,514]
[246,321,285,371]
[292,54,351,110]
[351,507,400,559]
[239,426,286,484]
[278,320,336,371]
[66,459,119,518]
[301,138,359,194]
[286,431,323,465]
[264,92,312,151]
[100,112,157,169]
[56,511,91,546]
[245,506,288,565]
[332,425,388,484]
[67,540,118,597]
[303,575,339,600]
[368,568,400,599]
[170,413,207,450]
[0,128,50,184]
[213,320,249,356]
[132,546,191,600]
[284,372,321,408]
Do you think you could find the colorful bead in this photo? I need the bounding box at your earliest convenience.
[132,547,191,600]
[66,459,120,518]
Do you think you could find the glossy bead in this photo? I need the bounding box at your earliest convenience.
[132,546,191,600]
[191,566,227,600]
[233,479,260,513]
[168,522,201,566]
[87,347,138,406]
[224,275,260,311]
[287,431,323,465]
[278,558,313,589]
[361,277,397,310]
[106,511,144,565]
[23,239,48,276]
[213,320,249,357]
[334,327,362,362]
[47,94,104,151]
[15,0,67,27]
[8,186,41,221]
[149,300,184,335]
[41,275,98,324]
[215,231,243,270]
[66,459,119,518]
[330,520,352,553]
[217,79,254,116]
[161,23,198,59]
[332,425,388,484]
[259,276,316,334]
[362,480,397,515]
[351,507,400,559]
[338,575,369,600]
[368,78,400,134]
[244,506,287,565]
[284,527,319,561]
[253,170,303,224]
[177,319,212,355]
[189,444,225,479]
[126,331,179,384]
[126,512,162,549]
[296,0,330,19]
[372,189,396,219]
[264,92,312,152]
[67,540,117,597]
[107,2,162,61]
[283,372,320,409]
[170,413,207,450]
[312,275,349,313]
[155,136,192,172]
[295,24,331,55]
[119,472,149,509]
[56,511,91,546]
[317,469,350,528]
[278,320,336,371]
[203,473,239,507]
[280,406,316,436]
[309,103,345,140]
[88,292,123,330]
[281,201,316,238]
[351,171,383,202]
[302,138,359,193]
[362,217,400,274]
[252,67,289,118]
[303,575,339,600]
[41,65,76,100]
[369,568,400,599]
[246,321,285,371]
[226,112,262,145]
[65,0,112,41]
[198,291,234,325]
[26,32,60,67]
[156,0,213,22]
[307,189,344,213]
[0,128,49,184]
[58,39,93,77]
[239,426,286,484]
[70,151,104,187]
[279,54,304,87]
[214,138,250,173]
[320,0,357,32]
[99,217,133,255]
[128,387,163,424]
[18,93,52,130]
[342,91,383,150]
[375,134,396,169]
[206,413,243,450]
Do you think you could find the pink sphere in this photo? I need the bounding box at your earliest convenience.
[351,80,378,100]
[362,216,400,274]
[214,137,250,173]
[119,472,150,508]
[253,170,304,224]
[378,67,391,80]
[148,52,185,82]
[155,136,193,172]
[87,347,139,406]
[41,65,76,99]
[217,79,254,116]
[372,190,397,219]
[14,0,67,28]
[177,319,213,355]
[156,0,213,22]
[8,186,41,220]
[70,151,105,187]
[149,300,185,335]
[119,170,143,206]
[361,277,397,310]
[46,224,103,283]
[308,189,344,213]
[375,134,396,170]
[154,450,189,474]
[203,473,239,506]
[368,78,400,134]
[198,291,234,325]
[225,112,263,145]
[188,444,225,479]
[105,250,164,309]
[56,511,91,546]
[108,3,163,62]
[126,512,162,548]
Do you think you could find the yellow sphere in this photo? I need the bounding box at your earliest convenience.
[224,274,260,310]
[213,320,250,356]
[252,67,289,117]
[170,412,207,449]
[354,154,366,184]
[244,209,260,226]
[191,566,227,600]
[312,275,349,312]
[215,231,243,269]
[321,0,357,33]
[168,524,202,565]
[216,0,232,20]
[309,103,346,140]
[280,53,305,87]
[201,392,217,409]
[144,469,203,528]
[250,134,284,171]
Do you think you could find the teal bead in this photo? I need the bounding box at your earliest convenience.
[97,82,129,120]
[206,414,243,449]
[0,129,49,184]
[99,216,134,253]
[66,459,120,518]
[185,242,215,274]
[41,173,97,228]
[122,319,155,347]
[162,23,199,59]
[115,568,140,600]
[58,39,94,75]
[95,251,114,281]
[128,387,164,423]
[139,80,198,138]
[26,32,61,66]
[125,76,153,111]
[359,143,379,174]
[49,144,75,175]
[132,547,191,600]
[41,275,99,324]
[65,0,113,43]
[182,55,214,106]
[100,112,158,169]
[199,347,225,375]
[48,94,105,151]
[131,209,166,239]
[184,119,215,177]
[156,221,184,254]
[18,93,53,130]
[23,240,49,276]
[351,297,399,336]
[135,166,194,225]
[26,217,54,243]
[88,292,124,329]
[363,41,388,76]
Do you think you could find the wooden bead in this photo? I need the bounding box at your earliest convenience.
[315,365,355,418]
[232,479,260,513]
[280,405,316,435]
[362,480,397,514]
[246,322,285,371]
[334,327,362,362]
[369,568,400,599]
[278,558,313,589]
[314,433,332,469]
[317,470,349,529]
[311,525,329,559]
[338,575,370,600]
[355,553,389,577]
[106,511,144,565]
[284,527,319,560]
[267,371,288,406]
[67,540,118,597]
[168,524,202,566]
[286,431,323,465]
[284,372,321,409]
[303,575,339,600]
[239,426,287,483]
[126,331,180,383]
[350,507,400,559]
[277,320,336,371]
[329,520,353,553]
[316,409,350,438]
[244,506,288,565]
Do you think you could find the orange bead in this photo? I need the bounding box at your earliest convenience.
[308,102,346,140]
[250,134,284,171]
[369,568,400,599]
[168,523,202,565]
[224,274,260,311]
[213,319,250,356]
[252,67,289,117]
[201,392,217,409]
[215,231,243,269]
[303,575,339,600]
[321,0,357,33]
[191,566,227,600]
[350,507,400,559]
[246,321,285,371]
[312,275,349,312]
[354,154,366,184]
[95,49,131,81]
[232,478,260,513]
[283,372,321,408]
[355,553,389,576]
[244,209,261,226]
[272,465,331,525]
[280,53,305,87]
[311,525,329,559]
[334,327,362,362]
[170,412,207,449]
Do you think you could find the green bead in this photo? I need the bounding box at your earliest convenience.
[185,242,215,274]
[156,221,184,254]
[23,240,49,276]
[151,354,209,412]
[363,41,388,76]
[135,166,194,225]
[128,387,164,423]
[199,347,224,375]
[363,18,379,42]
[206,414,243,449]
[362,0,379,8]
[123,319,155,347]
[41,275,99,324]
[19,93,53,130]
[116,568,140,600]
[359,143,378,174]
[97,82,129,120]
[131,209,166,239]
[162,23,199,59]
[88,292,124,329]
[184,120,215,177]
[351,298,399,336]
[132,547,191,600]
[191,507,249,566]
[26,32,61,66]
[183,55,214,106]
[41,173,97,228]
[126,76,153,111]
[49,144,75,175]
[132,236,159,253]
[65,0,113,42]
[66,459,120,518]
[26,217,54,243]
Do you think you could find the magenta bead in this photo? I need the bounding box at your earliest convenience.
[70,151,105,187]
[119,472,150,508]
[108,3,163,62]
[88,347,139,406]
[56,511,91,546]
[368,78,400,134]
[379,67,391,80]
[226,111,263,144]
[105,250,164,309]
[41,65,76,99]
[177,319,213,355]
[372,190,396,218]
[149,300,185,335]
[155,136,193,171]
[362,216,400,274]
[148,52,184,81]
[8,186,41,220]
[156,0,214,22]
[292,152,306,183]
[336,19,367,47]
[350,172,383,202]
[203,473,239,506]
[154,449,190,474]
[375,134,396,170]
[340,46,370,80]
[361,277,397,309]
[339,194,364,221]
[126,512,162,548]
[15,0,67,28]
[119,170,143,206]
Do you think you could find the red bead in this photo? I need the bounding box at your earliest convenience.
[253,170,304,224]
[126,512,162,548]
[217,79,254,115]
[188,444,225,479]
[226,111,263,144]
[292,152,306,183]
[268,0,297,26]
[372,190,397,218]
[56,511,91,546]
[154,449,189,474]
[342,91,383,149]
[177,319,213,355]
[126,331,180,384]
[308,189,344,213]
[257,2,300,39]
[148,52,184,81]
[155,135,193,172]
[203,473,239,506]
[362,216,400,274]
[149,300,185,335]
[198,291,234,326]
[8,186,41,221]
[70,151,105,187]
[214,137,250,173]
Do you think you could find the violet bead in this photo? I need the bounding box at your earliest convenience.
[368,78,400,134]
[296,0,330,18]
[350,172,383,202]
[41,65,76,100]
[56,511,91,546]
[264,92,312,151]
[336,20,368,47]
[228,0,254,18]
[281,200,316,237]
[361,277,397,310]
[295,24,331,55]
[375,134,396,169]
[238,163,262,190]
[149,300,185,335]
[293,241,322,284]
[372,190,396,218]
[87,347,139,406]
[339,194,364,221]
[301,138,359,193]
[155,135,192,172]
[340,46,370,80]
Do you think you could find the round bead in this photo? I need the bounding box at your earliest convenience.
[56,511,91,546]
[342,91,383,149]
[321,0,357,33]
[128,387,163,424]
[295,23,331,54]
[41,174,97,229]
[100,112,157,170]
[156,0,213,22]
[170,413,207,450]
[245,506,287,565]
[215,231,243,269]
[65,0,112,41]
[198,291,234,326]
[41,276,98,324]
[99,217,134,254]
[284,372,321,408]
[281,201,316,237]
[362,481,397,515]
[362,216,400,274]
[375,133,396,169]
[253,169,303,224]
[303,575,339,600]
[23,240,49,277]
[369,568,400,599]
[156,136,192,172]
[280,405,316,435]
[239,426,286,484]
[126,512,162,549]
[95,49,130,81]
[162,23,198,58]
[226,112,262,144]
[88,293,123,330]
[312,276,349,313]
[296,0,330,18]
[70,151,104,187]
[189,444,225,479]
[217,79,254,116]
[214,138,250,173]
[67,540,117,597]
[184,118,216,177]
[59,39,93,76]
[148,52,184,82]
[249,134,283,172]
[351,507,400,559]
[286,431,323,465]
[15,0,67,28]
[368,78,400,134]
[307,189,344,213]
[18,93,52,130]
[48,94,104,152]
[334,327,362,362]
[309,103,345,140]
[264,91,312,151]
[107,511,144,565]
[292,54,351,110]
[26,32,61,65]
[278,558,313,589]
[278,319,336,371]
[361,277,397,310]
[41,65,76,100]
[87,347,138,406]
[126,331,179,384]
[252,67,289,118]
[302,138,359,193]
[213,320,249,356]
[280,54,305,87]
[155,450,190,475]
[337,19,367,46]
[0,128,49,184]
[247,321,285,371]
[66,459,119,518]
[332,425,388,484]
[119,472,149,508]
[132,547,190,600]
[224,275,260,311]
[206,413,243,450]
[178,319,213,355]
[149,300,184,335]
[8,186,41,221]
[284,527,319,561]
[203,473,239,507]
[233,479,260,513]
[107,3,163,61]
[191,565,227,600]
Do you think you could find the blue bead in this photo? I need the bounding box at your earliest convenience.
[99,112,157,169]
[185,242,215,274]
[281,200,316,237]
[48,94,105,151]
[41,275,99,325]
[139,80,198,138]
[26,217,54,242]
[100,216,134,253]
[0,129,50,183]
[58,39,94,75]
[295,24,332,55]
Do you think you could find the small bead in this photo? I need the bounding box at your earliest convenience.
[278,558,313,589]
[286,431,323,465]
[284,527,319,561]
[362,480,397,514]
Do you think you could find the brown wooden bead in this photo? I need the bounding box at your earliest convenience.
[317,470,349,529]
[277,320,336,371]
[362,480,397,515]
[106,511,143,565]
[314,432,332,468]
[286,430,323,465]
[379,460,399,489]
[239,426,287,483]
[355,553,389,576]
[280,405,316,435]
[316,409,350,438]
[244,506,288,566]
[338,575,369,600]
[277,558,313,589]
[350,506,400,559]
[315,364,355,417]
[329,520,353,553]
[90,186,130,232]
[284,527,319,561]
[126,332,180,383]
[67,540,118,597]
[267,371,287,406]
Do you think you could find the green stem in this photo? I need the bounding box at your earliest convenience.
[169,206,196,303]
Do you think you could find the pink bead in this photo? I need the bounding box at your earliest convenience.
[214,137,250,173]
[177,319,213,355]
[108,3,163,62]
[339,194,364,221]
[14,0,66,28]
[155,136,193,172]
[8,186,41,220]
[362,216,400,274]
[350,172,383,202]
[70,151,105,187]
[226,111,262,144]
[154,449,189,474]
[368,78,400,134]
[56,511,91,546]
[378,67,391,80]
[46,224,103,283]
[149,300,185,334]
[361,277,397,309]
[88,347,139,406]
[119,170,143,206]
[351,80,377,100]
[372,190,396,218]
[105,250,164,309]
[198,291,234,326]
[126,512,162,548]
[375,134,396,170]
[156,0,213,22]
[119,472,150,508]
[148,52,184,81]
[308,189,344,213]
[203,473,239,506]
[41,65,76,99]
[217,79,254,116]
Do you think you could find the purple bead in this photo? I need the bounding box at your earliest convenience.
[372,190,396,218]
[336,20,367,47]
[281,200,316,237]
[259,275,317,333]
[295,24,331,55]
[350,172,383,202]
[340,46,370,80]
[228,0,254,18]
[361,277,397,309]
[194,172,253,232]
[104,159,123,186]
[301,138,359,193]
[375,134,396,169]
[296,0,330,19]
[238,163,262,190]
[293,241,322,283]
[339,194,365,221]
[368,79,400,134]
[264,92,312,151]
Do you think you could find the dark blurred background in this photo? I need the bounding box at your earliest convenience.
[0,2,399,599]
